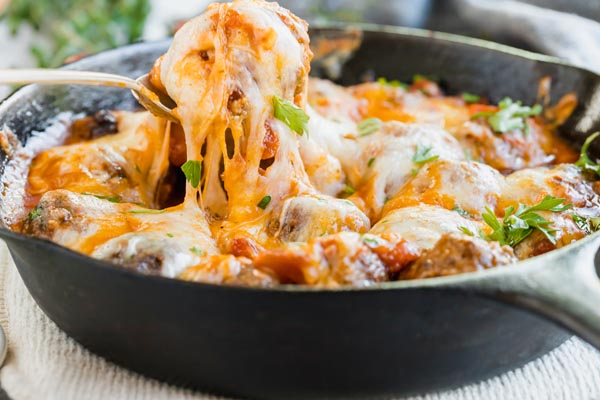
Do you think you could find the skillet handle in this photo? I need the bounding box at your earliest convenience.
[452,234,600,348]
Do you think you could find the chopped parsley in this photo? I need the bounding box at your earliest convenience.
[189,246,204,256]
[458,226,475,236]
[575,131,600,177]
[412,144,439,164]
[339,184,356,198]
[272,96,309,136]
[83,193,121,203]
[377,77,408,89]
[471,97,542,133]
[453,205,470,218]
[362,236,379,246]
[572,214,600,234]
[357,118,382,137]
[28,206,42,219]
[166,233,174,238]
[367,157,376,168]
[181,160,202,189]
[481,196,572,247]
[257,195,272,209]
[462,92,480,103]
[128,209,165,214]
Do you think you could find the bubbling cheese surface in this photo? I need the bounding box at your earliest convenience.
[15,0,600,287]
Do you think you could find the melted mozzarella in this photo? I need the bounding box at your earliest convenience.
[370,205,487,250]
[158,0,368,250]
[27,112,170,208]
[385,160,505,218]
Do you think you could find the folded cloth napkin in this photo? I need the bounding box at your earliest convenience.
[1,240,600,400]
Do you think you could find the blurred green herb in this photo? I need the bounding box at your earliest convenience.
[357,118,381,137]
[575,131,600,177]
[471,97,542,134]
[1,0,150,67]
[461,92,480,103]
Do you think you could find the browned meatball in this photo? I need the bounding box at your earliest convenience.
[399,232,517,280]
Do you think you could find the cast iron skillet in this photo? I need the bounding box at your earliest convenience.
[2,25,600,399]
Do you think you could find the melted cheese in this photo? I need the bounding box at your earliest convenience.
[158,0,369,252]
[27,112,170,208]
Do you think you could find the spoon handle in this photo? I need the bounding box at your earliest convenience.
[0,68,140,90]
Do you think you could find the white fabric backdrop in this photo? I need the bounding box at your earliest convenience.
[2,0,600,398]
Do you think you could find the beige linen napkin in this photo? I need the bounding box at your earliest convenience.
[1,240,600,400]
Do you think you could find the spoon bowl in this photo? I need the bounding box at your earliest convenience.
[0,68,179,122]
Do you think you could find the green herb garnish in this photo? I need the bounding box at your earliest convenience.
[181,160,202,189]
[412,144,439,164]
[453,205,470,218]
[472,97,542,133]
[273,96,309,136]
[377,77,408,89]
[462,93,480,103]
[572,214,600,234]
[128,209,165,214]
[28,206,42,220]
[481,196,572,247]
[362,236,379,246]
[357,118,382,137]
[166,233,174,238]
[367,157,376,168]
[257,195,272,209]
[339,185,356,198]
[189,246,204,256]
[458,226,475,236]
[83,193,121,203]
[575,131,600,177]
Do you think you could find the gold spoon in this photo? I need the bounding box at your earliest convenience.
[0,69,178,123]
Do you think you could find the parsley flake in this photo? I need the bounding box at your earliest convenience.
[462,92,480,103]
[28,207,42,220]
[357,118,382,136]
[472,97,542,133]
[181,160,202,189]
[190,246,204,256]
[575,131,600,177]
[362,236,379,246]
[377,77,408,89]
[83,193,121,203]
[128,209,166,214]
[367,157,376,168]
[458,226,475,236]
[453,205,470,217]
[273,96,309,136]
[412,144,439,164]
[572,214,600,234]
[257,195,272,209]
[339,184,356,198]
[166,233,174,238]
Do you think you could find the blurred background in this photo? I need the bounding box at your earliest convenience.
[0,0,599,98]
